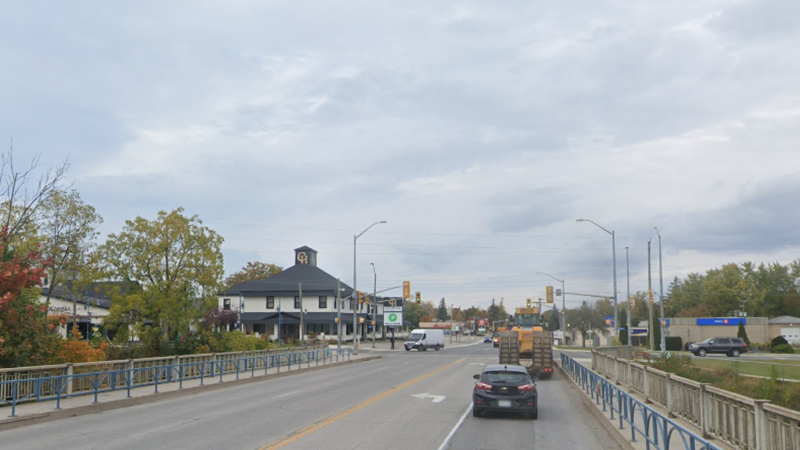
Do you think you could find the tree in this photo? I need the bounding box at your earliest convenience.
[99,208,224,352]
[40,189,103,326]
[737,321,750,346]
[0,147,69,252]
[436,298,449,322]
[225,261,283,289]
[547,304,560,330]
[0,228,62,367]
[566,302,607,347]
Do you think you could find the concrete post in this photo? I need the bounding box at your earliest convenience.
[643,366,650,403]
[665,373,674,417]
[699,383,712,438]
[753,400,770,450]
[66,363,74,395]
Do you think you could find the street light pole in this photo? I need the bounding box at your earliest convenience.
[371,262,377,349]
[655,227,666,354]
[537,272,566,331]
[625,246,631,346]
[577,219,618,344]
[337,278,341,355]
[353,221,387,355]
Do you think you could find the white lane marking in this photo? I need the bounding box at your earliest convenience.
[411,392,447,403]
[436,402,473,450]
[276,390,301,398]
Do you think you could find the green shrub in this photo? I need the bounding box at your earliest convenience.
[772,344,795,354]
[771,336,789,348]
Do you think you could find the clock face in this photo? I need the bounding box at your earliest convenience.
[297,252,308,264]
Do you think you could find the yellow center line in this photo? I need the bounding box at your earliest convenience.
[258,358,466,450]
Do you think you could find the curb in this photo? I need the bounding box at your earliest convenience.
[0,356,381,432]
[556,361,636,450]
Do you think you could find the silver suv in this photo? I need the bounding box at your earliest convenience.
[689,337,748,357]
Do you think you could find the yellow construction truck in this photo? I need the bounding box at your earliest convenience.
[498,307,554,379]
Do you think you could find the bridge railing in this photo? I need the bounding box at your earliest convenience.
[0,346,349,417]
[589,349,800,450]
[562,353,722,450]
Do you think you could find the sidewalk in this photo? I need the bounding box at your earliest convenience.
[0,351,379,431]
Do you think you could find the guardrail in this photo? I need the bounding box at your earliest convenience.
[590,349,800,450]
[561,353,722,450]
[1,346,350,417]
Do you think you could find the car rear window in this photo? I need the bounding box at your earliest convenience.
[482,371,530,384]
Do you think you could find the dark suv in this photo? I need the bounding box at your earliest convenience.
[689,337,748,357]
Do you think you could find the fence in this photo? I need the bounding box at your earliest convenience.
[562,353,722,450]
[590,349,800,450]
[1,345,350,417]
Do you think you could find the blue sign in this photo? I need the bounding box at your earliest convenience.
[696,318,746,326]
[605,316,615,327]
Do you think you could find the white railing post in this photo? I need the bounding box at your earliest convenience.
[665,373,674,417]
[614,357,620,384]
[643,366,650,403]
[66,363,74,395]
[753,400,769,450]
[699,383,712,438]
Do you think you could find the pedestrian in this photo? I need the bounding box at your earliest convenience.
[390,334,395,350]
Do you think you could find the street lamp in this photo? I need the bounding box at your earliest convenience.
[654,227,666,354]
[625,246,631,346]
[370,262,377,349]
[354,221,387,355]
[537,272,566,332]
[577,218,618,344]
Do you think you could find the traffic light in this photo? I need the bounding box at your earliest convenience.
[546,286,554,303]
[649,290,655,303]
[629,295,635,308]
[416,292,421,304]
[403,281,410,299]
[358,291,363,304]
[359,317,365,323]
[371,320,376,325]
[335,317,340,323]
[526,298,532,307]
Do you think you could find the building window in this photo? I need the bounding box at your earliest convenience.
[223,299,231,311]
[254,323,266,334]
[349,300,354,310]
[266,296,275,309]
[294,296,301,309]
[319,296,327,309]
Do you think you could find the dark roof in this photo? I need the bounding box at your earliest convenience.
[240,311,364,325]
[225,264,353,298]
[41,281,138,309]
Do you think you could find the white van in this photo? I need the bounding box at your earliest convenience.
[405,329,446,351]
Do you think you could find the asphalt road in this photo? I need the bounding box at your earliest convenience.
[1,343,624,450]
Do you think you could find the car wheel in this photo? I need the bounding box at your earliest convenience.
[405,347,410,352]
[435,344,440,351]
[472,409,482,418]
[697,349,706,357]
[731,349,741,357]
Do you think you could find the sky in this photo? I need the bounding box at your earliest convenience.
[2,0,799,312]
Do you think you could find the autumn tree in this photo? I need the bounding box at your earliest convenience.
[225,261,282,288]
[566,302,607,347]
[404,300,435,328]
[40,189,103,326]
[98,208,224,352]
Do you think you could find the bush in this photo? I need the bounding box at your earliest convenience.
[771,336,789,348]
[772,344,795,354]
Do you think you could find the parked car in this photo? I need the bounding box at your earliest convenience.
[689,337,748,357]
[483,335,493,343]
[472,364,538,419]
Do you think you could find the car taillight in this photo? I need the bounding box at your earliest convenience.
[518,383,536,392]
[476,381,493,390]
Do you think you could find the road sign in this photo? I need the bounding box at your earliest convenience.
[384,312,403,326]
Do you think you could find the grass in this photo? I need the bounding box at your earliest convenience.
[690,357,800,381]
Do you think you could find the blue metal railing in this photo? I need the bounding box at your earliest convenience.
[560,353,723,450]
[1,347,351,417]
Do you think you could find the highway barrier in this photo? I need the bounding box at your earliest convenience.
[1,346,350,417]
[590,349,800,450]
[561,353,722,450]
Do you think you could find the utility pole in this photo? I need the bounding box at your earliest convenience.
[450,302,453,346]
[299,282,304,345]
[648,240,654,351]
[371,263,377,349]
[626,247,631,346]
[336,278,341,354]
[655,228,666,354]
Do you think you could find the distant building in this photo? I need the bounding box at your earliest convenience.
[220,246,408,342]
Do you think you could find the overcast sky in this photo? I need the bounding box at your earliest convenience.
[3,1,799,311]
